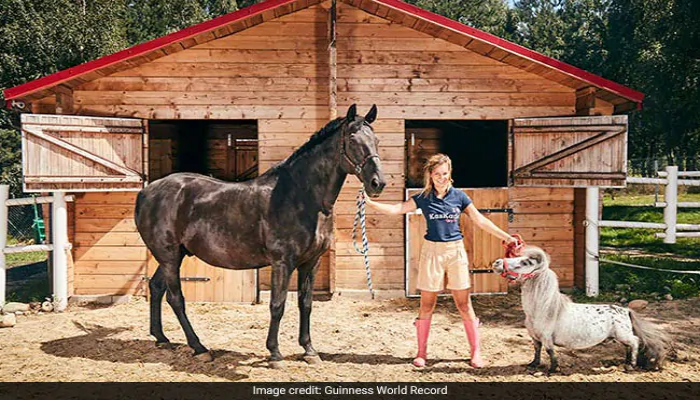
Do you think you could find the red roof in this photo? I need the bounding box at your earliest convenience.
[4,0,643,107]
[374,0,644,104]
[4,0,299,102]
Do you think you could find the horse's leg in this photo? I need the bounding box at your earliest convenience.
[149,266,171,348]
[527,340,542,369]
[161,258,211,361]
[297,257,321,365]
[545,345,559,374]
[266,260,292,368]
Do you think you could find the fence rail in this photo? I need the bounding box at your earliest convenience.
[585,166,699,297]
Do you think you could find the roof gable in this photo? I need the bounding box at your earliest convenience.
[4,0,642,111]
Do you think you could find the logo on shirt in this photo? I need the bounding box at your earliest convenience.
[428,207,461,223]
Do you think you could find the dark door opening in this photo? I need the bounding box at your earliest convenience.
[405,120,508,188]
[148,120,258,182]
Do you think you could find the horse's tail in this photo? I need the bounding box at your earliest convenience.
[630,310,671,370]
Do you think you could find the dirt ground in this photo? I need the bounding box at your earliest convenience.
[0,290,698,382]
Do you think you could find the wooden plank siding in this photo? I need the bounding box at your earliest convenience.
[40,1,584,296]
[71,192,148,296]
[71,6,331,121]
[333,2,576,290]
[509,187,575,286]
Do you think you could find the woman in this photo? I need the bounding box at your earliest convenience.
[365,153,518,368]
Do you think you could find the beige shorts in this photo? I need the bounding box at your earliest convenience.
[416,239,471,292]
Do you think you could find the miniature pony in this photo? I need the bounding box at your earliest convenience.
[492,246,670,373]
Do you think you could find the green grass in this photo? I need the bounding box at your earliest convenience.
[595,193,700,299]
[603,192,700,206]
[6,251,48,268]
[5,237,48,268]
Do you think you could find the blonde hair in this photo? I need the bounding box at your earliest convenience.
[421,153,453,196]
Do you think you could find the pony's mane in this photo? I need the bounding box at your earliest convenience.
[277,117,346,166]
[521,246,571,323]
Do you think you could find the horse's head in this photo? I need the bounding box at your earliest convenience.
[492,246,550,281]
[339,104,386,197]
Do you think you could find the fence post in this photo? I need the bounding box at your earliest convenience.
[585,187,600,297]
[0,185,8,306]
[52,191,68,311]
[663,166,678,244]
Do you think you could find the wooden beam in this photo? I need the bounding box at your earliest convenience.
[55,85,74,114]
[329,0,337,294]
[328,0,338,120]
[614,101,638,114]
[575,86,596,116]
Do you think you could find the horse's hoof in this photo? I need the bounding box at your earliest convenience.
[624,364,636,372]
[269,360,285,369]
[194,351,214,362]
[303,355,322,365]
[156,341,173,350]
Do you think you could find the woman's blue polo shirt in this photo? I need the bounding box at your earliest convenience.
[411,187,472,242]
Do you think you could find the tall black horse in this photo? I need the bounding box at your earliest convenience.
[135,104,385,367]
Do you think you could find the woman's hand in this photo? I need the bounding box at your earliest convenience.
[503,235,519,245]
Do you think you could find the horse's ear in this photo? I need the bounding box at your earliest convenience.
[365,104,377,124]
[346,104,357,121]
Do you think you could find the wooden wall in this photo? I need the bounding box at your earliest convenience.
[73,5,333,293]
[333,2,576,290]
[509,188,575,286]
[72,192,147,296]
[44,1,582,295]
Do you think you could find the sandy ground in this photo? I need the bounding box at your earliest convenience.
[0,290,698,382]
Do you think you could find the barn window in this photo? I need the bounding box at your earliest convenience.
[405,120,508,188]
[148,120,258,182]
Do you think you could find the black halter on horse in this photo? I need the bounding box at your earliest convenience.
[135,104,385,366]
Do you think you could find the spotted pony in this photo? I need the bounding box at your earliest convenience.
[493,246,671,373]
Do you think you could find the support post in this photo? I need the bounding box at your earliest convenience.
[52,191,68,311]
[328,0,338,294]
[0,185,9,306]
[585,187,599,297]
[663,166,678,244]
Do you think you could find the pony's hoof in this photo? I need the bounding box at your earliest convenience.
[156,341,173,350]
[194,351,214,362]
[624,364,636,372]
[526,362,540,370]
[269,360,286,369]
[303,355,322,365]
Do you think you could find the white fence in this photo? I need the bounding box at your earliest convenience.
[0,185,73,310]
[585,166,700,296]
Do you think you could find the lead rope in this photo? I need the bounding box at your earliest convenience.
[352,188,375,299]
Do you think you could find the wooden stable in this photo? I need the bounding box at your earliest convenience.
[4,0,642,302]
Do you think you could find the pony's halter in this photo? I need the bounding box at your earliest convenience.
[339,124,380,175]
[499,259,537,281]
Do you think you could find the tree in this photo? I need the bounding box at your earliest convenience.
[0,0,129,197]
[405,0,511,36]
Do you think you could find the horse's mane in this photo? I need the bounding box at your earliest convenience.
[276,117,346,167]
[521,247,571,324]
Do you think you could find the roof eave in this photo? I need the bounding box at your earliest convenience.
[3,0,300,105]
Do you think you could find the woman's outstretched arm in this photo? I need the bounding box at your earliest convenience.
[464,203,518,244]
[365,196,418,215]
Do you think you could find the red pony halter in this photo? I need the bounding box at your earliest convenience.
[499,234,536,281]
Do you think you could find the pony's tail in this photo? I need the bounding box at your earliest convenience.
[630,310,671,370]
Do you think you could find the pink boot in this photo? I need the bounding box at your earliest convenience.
[413,318,431,367]
[463,318,484,368]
